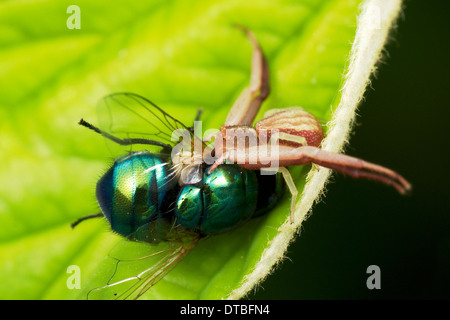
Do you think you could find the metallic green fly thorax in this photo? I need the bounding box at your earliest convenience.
[175,165,259,234]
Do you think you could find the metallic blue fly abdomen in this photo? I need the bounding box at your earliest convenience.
[96,151,171,238]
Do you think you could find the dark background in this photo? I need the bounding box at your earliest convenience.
[251,0,450,299]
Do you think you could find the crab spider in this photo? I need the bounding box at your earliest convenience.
[208,26,411,223]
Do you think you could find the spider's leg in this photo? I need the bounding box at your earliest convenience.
[305,148,412,195]
[236,145,411,195]
[207,151,229,174]
[223,26,269,127]
[210,27,268,167]
[278,167,298,224]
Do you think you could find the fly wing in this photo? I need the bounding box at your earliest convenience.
[83,233,200,300]
[96,92,193,156]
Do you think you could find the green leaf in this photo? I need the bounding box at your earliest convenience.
[0,0,401,299]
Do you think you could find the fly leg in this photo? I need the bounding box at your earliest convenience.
[79,118,172,150]
[70,212,103,229]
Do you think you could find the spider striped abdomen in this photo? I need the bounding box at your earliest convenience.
[256,107,324,147]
